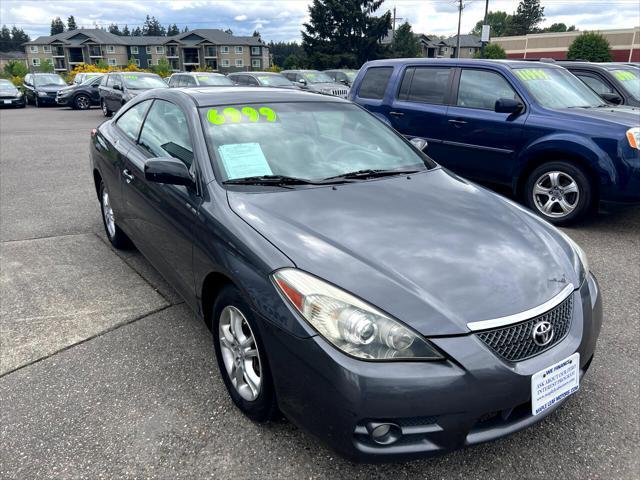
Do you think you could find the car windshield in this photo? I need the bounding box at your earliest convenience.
[303,72,333,84]
[612,69,640,100]
[196,74,234,86]
[344,71,358,81]
[123,74,167,89]
[200,102,429,183]
[81,75,103,85]
[514,67,605,108]
[256,75,292,86]
[34,74,66,87]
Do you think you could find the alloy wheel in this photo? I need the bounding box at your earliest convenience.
[218,305,262,401]
[76,95,90,110]
[101,190,116,238]
[532,171,580,218]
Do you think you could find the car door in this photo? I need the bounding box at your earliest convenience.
[89,76,103,103]
[123,98,199,301]
[246,76,259,87]
[386,66,455,161]
[110,74,124,111]
[571,70,623,103]
[443,67,528,184]
[23,74,34,102]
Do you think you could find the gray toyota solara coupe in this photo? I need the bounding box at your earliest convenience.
[90,87,602,462]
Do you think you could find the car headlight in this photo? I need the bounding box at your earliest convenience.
[37,91,48,97]
[272,268,444,361]
[557,230,589,285]
[626,127,640,150]
[16,91,23,97]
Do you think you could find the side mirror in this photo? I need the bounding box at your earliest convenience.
[113,84,122,91]
[495,98,524,114]
[409,137,428,151]
[600,92,622,105]
[144,157,193,186]
[298,78,307,85]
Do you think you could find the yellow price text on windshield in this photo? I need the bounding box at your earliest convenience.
[614,70,637,81]
[515,69,550,81]
[207,106,277,125]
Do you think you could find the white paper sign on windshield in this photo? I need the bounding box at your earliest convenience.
[218,143,273,180]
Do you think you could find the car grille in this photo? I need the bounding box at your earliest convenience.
[476,295,573,362]
[325,88,349,97]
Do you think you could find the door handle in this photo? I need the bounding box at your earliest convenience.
[448,119,467,126]
[122,169,134,183]
[389,111,404,117]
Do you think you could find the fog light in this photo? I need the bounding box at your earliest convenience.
[366,422,402,445]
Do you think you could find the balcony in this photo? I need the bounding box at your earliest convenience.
[54,58,66,71]
[88,47,103,58]
[52,47,65,57]
[183,48,200,65]
[68,48,85,64]
[204,46,217,58]
[167,47,178,58]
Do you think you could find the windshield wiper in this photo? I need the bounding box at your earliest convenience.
[322,168,423,181]
[223,175,327,186]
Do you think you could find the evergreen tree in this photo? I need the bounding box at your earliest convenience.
[224,28,233,35]
[166,24,180,36]
[142,15,166,36]
[108,24,121,35]
[252,30,260,37]
[393,22,420,58]
[67,15,77,31]
[302,0,391,68]
[132,27,142,36]
[122,25,130,36]
[182,26,190,33]
[269,41,306,68]
[10,26,30,50]
[567,32,612,62]
[50,17,65,35]
[0,25,12,52]
[506,0,544,36]
[471,11,511,38]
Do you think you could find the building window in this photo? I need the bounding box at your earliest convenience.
[221,46,229,54]
[469,48,474,54]
[235,59,244,67]
[235,46,243,54]
[252,59,261,68]
[30,46,39,53]
[43,45,51,53]
[251,46,260,55]
[205,46,217,57]
[221,59,230,67]
[442,47,448,53]
[32,58,41,66]
[131,46,139,54]
[146,46,151,54]
[156,46,164,54]
[108,58,117,67]
[107,45,115,53]
[135,58,140,67]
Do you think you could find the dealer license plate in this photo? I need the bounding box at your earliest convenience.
[3,100,11,104]
[531,352,579,416]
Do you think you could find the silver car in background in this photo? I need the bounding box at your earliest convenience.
[281,69,349,97]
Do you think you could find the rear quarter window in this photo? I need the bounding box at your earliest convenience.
[357,67,393,100]
[399,67,452,104]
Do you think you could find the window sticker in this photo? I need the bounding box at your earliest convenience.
[218,143,272,179]
[515,69,551,81]
[207,106,277,125]
[123,74,139,79]
[614,70,637,82]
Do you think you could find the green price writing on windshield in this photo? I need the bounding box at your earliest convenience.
[207,106,277,125]
[515,69,550,81]
[614,70,637,81]
[124,75,138,79]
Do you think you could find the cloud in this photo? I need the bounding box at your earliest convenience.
[234,15,247,21]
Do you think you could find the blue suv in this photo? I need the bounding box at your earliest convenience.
[349,59,640,224]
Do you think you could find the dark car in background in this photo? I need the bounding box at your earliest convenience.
[72,72,105,86]
[323,69,359,87]
[99,71,167,117]
[227,71,298,89]
[281,69,349,97]
[90,86,601,462]
[56,74,105,110]
[0,78,25,108]
[349,59,640,224]
[554,61,640,107]
[168,72,234,87]
[22,73,68,107]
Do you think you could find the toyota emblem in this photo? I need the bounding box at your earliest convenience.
[532,321,554,347]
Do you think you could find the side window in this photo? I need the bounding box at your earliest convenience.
[234,75,247,85]
[296,74,305,83]
[138,100,194,167]
[168,76,178,87]
[116,100,152,142]
[184,76,197,86]
[284,73,295,81]
[402,67,452,104]
[105,75,114,87]
[576,74,615,95]
[358,67,393,100]
[457,69,517,110]
[247,76,259,86]
[113,75,123,89]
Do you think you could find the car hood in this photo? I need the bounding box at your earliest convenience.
[227,169,578,335]
[37,85,66,93]
[0,88,20,96]
[308,82,349,91]
[556,105,640,127]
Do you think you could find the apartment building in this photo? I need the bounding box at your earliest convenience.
[23,28,270,73]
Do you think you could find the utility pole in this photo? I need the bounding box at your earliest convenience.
[392,7,404,36]
[455,0,463,58]
[480,0,490,57]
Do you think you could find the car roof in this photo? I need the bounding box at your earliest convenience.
[169,87,349,107]
[229,71,280,76]
[324,69,358,72]
[362,58,566,70]
[178,72,225,76]
[281,69,321,73]
[108,71,159,75]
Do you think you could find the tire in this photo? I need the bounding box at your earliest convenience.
[24,94,29,106]
[99,180,129,249]
[101,99,112,117]
[524,161,593,225]
[74,94,91,110]
[212,285,277,423]
[34,96,40,108]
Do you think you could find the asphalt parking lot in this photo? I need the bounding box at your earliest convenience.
[0,105,638,479]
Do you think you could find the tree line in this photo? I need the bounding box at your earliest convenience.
[49,15,189,37]
[0,26,30,52]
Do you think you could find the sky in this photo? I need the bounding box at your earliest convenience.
[1,0,638,42]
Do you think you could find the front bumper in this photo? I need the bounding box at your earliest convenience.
[56,93,72,105]
[260,273,602,462]
[0,96,25,107]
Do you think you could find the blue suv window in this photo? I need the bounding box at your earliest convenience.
[358,67,393,99]
[399,67,452,104]
[457,69,517,110]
